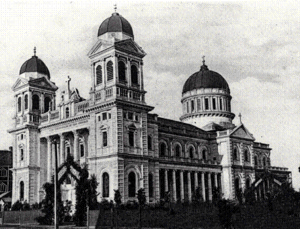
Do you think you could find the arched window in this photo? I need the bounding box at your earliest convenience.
[149,173,153,198]
[0,183,6,192]
[80,144,84,157]
[233,147,238,160]
[175,145,181,158]
[148,135,152,150]
[18,97,22,112]
[102,172,109,197]
[65,107,69,118]
[118,61,126,82]
[189,146,194,159]
[263,157,267,167]
[0,168,7,177]
[254,155,258,166]
[246,178,251,189]
[131,65,138,85]
[244,149,249,162]
[44,97,51,112]
[20,181,24,201]
[66,176,71,185]
[96,65,103,85]
[160,142,167,157]
[107,61,114,81]
[24,94,28,110]
[129,130,135,147]
[128,172,136,197]
[32,94,39,110]
[202,149,207,160]
[20,148,24,161]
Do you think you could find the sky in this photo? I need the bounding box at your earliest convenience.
[0,0,300,189]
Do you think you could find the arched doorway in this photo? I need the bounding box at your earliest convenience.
[128,172,136,197]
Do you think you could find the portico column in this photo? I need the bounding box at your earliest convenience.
[180,171,184,201]
[215,173,218,189]
[187,171,192,202]
[47,137,52,182]
[208,172,212,201]
[60,134,65,163]
[172,170,177,202]
[73,130,79,161]
[194,172,198,190]
[201,172,206,201]
[164,169,169,192]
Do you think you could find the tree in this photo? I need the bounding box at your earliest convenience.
[114,189,122,228]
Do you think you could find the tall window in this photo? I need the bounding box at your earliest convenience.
[263,157,267,167]
[44,97,51,112]
[197,98,201,111]
[96,65,102,85]
[202,149,207,160]
[219,98,223,110]
[103,131,107,147]
[131,65,138,85]
[205,98,209,110]
[102,172,109,197]
[32,94,39,110]
[65,107,70,118]
[160,142,167,157]
[107,61,114,81]
[66,146,70,157]
[18,97,22,112]
[148,135,152,150]
[254,155,258,166]
[186,101,189,113]
[24,94,28,110]
[189,147,194,159]
[175,145,181,157]
[128,172,136,197]
[212,98,216,110]
[20,148,24,161]
[233,148,238,160]
[129,130,134,147]
[246,178,251,189]
[118,61,126,82]
[149,173,153,198]
[244,149,249,162]
[234,178,240,194]
[20,181,24,201]
[191,100,195,112]
[80,144,84,157]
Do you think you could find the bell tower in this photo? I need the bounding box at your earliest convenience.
[9,48,58,204]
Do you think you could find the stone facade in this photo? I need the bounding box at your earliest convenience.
[8,11,291,206]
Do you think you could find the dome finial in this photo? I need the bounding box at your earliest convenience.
[33,47,36,56]
[114,3,117,12]
[200,55,208,71]
[239,113,242,124]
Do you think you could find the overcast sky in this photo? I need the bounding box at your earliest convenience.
[0,0,300,189]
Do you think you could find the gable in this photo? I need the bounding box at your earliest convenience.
[230,124,255,141]
[29,77,58,91]
[115,39,146,57]
[12,78,29,91]
[88,40,113,57]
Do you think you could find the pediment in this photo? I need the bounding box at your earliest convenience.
[12,77,29,91]
[230,124,255,141]
[115,39,146,57]
[29,77,58,91]
[88,40,112,57]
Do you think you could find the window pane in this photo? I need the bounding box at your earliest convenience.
[103,131,107,147]
[96,65,103,85]
[205,98,209,110]
[107,61,114,81]
[131,65,138,84]
[118,61,126,82]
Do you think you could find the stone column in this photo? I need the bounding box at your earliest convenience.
[73,130,79,161]
[201,172,206,201]
[208,172,212,201]
[194,172,198,190]
[164,169,168,192]
[60,134,65,163]
[187,171,192,202]
[180,171,184,201]
[172,170,177,202]
[47,137,52,182]
[215,173,218,189]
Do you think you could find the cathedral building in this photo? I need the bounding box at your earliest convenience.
[8,11,291,205]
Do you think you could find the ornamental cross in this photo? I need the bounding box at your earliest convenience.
[34,47,36,56]
[114,4,117,12]
[202,55,205,65]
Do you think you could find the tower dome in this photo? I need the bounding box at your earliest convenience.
[98,12,134,39]
[19,50,50,79]
[180,59,235,130]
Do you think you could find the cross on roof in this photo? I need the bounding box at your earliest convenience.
[114,4,117,12]
[202,55,205,65]
[34,47,36,56]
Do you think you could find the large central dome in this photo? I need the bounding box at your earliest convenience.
[98,12,134,38]
[182,64,230,94]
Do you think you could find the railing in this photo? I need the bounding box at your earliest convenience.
[76,101,89,113]
[269,166,288,171]
[40,113,48,122]
[50,110,59,120]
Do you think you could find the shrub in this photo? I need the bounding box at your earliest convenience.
[11,200,23,211]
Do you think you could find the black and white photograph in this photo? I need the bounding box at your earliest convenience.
[0,0,299,228]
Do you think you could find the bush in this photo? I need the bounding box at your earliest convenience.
[125,200,139,209]
[11,200,23,211]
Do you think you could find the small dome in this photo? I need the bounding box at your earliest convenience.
[98,12,134,38]
[182,64,230,94]
[20,55,50,79]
